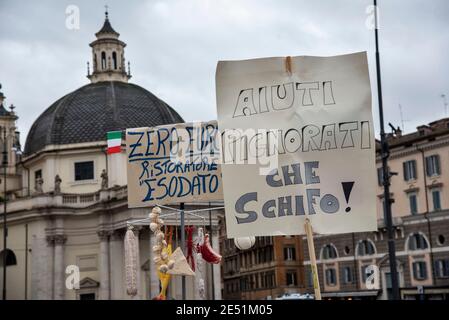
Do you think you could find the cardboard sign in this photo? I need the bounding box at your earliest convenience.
[126,121,223,207]
[216,52,377,237]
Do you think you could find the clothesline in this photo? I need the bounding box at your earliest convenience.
[126,205,225,227]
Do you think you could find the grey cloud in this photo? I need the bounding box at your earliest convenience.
[0,0,448,147]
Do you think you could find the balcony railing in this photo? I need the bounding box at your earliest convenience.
[1,185,128,214]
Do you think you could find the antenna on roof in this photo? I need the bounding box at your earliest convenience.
[398,104,405,132]
[441,94,448,117]
[388,122,398,134]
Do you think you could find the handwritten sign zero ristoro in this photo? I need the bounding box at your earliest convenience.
[126,121,223,207]
[216,52,377,238]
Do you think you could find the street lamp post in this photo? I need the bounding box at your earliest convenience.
[2,126,7,300]
[373,0,400,300]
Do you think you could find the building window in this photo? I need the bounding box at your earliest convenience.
[322,244,337,260]
[361,265,373,282]
[425,155,441,177]
[240,278,245,292]
[377,166,391,186]
[412,261,428,280]
[79,293,96,300]
[264,272,276,288]
[0,142,7,164]
[34,169,42,180]
[325,268,337,286]
[403,160,417,181]
[74,161,94,181]
[408,233,428,251]
[408,193,418,215]
[343,267,353,284]
[307,269,313,287]
[258,250,263,264]
[286,270,297,286]
[432,189,441,211]
[266,247,273,262]
[437,234,445,246]
[0,249,17,266]
[361,265,367,282]
[377,167,383,186]
[112,51,117,69]
[252,274,257,289]
[101,51,106,69]
[435,259,449,278]
[357,240,375,256]
[284,246,296,261]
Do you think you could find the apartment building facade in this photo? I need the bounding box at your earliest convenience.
[219,217,306,300]
[302,118,449,300]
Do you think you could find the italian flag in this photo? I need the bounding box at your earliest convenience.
[107,131,122,154]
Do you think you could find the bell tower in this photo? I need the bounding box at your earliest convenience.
[87,8,131,83]
[0,83,21,198]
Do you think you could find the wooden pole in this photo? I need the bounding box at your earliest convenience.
[180,202,186,300]
[304,218,322,300]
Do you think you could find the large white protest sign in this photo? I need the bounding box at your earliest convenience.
[216,52,377,238]
[126,121,223,207]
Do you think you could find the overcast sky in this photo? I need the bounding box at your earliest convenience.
[0,0,448,147]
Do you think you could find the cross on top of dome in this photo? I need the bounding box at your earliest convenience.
[88,8,131,83]
[95,6,119,37]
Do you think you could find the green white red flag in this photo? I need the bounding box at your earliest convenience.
[107,131,122,154]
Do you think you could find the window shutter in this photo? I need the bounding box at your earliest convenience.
[435,155,441,175]
[417,235,423,249]
[422,262,427,279]
[403,162,408,181]
[413,262,418,279]
[409,236,416,250]
[346,267,352,282]
[420,234,428,249]
[425,156,431,176]
[435,260,441,278]
[412,160,417,179]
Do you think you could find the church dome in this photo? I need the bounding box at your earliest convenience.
[24,12,184,156]
[24,81,183,156]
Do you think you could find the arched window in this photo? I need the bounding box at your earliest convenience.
[0,249,17,267]
[408,233,429,251]
[357,240,376,256]
[322,244,337,260]
[112,52,117,69]
[101,51,106,70]
[325,268,337,286]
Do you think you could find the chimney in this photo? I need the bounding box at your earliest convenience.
[417,125,431,136]
[0,83,5,106]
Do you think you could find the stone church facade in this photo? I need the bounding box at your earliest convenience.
[0,12,222,300]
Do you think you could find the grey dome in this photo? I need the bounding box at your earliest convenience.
[24,81,184,156]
